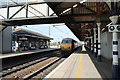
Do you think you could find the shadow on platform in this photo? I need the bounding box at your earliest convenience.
[85,48,112,79]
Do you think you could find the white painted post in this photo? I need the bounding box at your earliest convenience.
[96,23,101,61]
[91,29,94,53]
[93,28,97,57]
[91,36,93,51]
[109,15,119,78]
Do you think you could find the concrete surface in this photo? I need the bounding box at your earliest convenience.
[0,48,59,59]
[45,46,102,78]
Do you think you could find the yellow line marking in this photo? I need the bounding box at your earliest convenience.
[76,54,83,79]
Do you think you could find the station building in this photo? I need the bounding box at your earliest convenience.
[1,27,12,53]
[12,28,53,52]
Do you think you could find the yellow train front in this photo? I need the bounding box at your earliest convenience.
[60,38,78,56]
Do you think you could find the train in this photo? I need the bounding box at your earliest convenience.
[60,38,80,56]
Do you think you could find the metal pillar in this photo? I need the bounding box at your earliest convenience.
[47,5,49,16]
[88,29,91,50]
[109,15,119,78]
[97,23,101,61]
[109,1,119,78]
[48,26,50,48]
[89,39,91,49]
[96,28,98,58]
[92,29,94,54]
[93,28,97,57]
[112,32,119,78]
[91,36,93,51]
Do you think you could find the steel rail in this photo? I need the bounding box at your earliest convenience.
[23,58,62,80]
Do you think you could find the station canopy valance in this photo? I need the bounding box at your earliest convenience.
[13,28,53,40]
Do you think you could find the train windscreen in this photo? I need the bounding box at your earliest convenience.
[62,40,72,43]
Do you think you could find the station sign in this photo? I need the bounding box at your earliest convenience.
[108,25,120,32]
[19,37,28,40]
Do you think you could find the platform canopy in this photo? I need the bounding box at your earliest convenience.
[13,28,53,40]
[0,0,120,41]
[44,1,120,41]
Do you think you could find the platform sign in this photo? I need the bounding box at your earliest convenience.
[108,25,120,32]
[19,38,28,40]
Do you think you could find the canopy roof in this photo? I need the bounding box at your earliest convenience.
[1,1,120,41]
[13,28,53,40]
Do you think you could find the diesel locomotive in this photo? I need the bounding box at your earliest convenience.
[60,38,79,56]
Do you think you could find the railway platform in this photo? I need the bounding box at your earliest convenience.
[0,48,59,59]
[1,48,60,70]
[45,45,111,79]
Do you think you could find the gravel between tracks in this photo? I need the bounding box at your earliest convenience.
[2,50,60,77]
[3,57,59,79]
[33,58,65,79]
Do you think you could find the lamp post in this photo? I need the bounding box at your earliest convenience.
[48,25,50,48]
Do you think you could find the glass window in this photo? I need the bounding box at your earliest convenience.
[62,40,72,43]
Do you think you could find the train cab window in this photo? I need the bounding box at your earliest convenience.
[62,40,72,43]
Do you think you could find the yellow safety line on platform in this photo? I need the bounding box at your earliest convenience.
[76,54,83,79]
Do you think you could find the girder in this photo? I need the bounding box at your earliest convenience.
[1,2,46,8]
[1,17,94,26]
[46,2,112,41]
[0,1,56,20]
[1,1,120,41]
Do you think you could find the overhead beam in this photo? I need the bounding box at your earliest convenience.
[1,2,46,8]
[79,3,97,14]
[1,16,95,26]
[9,5,25,19]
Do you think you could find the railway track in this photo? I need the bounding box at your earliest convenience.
[2,49,60,70]
[2,57,50,77]
[2,50,60,77]
[1,50,66,79]
[23,58,62,79]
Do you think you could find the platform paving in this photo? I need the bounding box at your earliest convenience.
[45,46,102,79]
[0,48,59,59]
[86,48,114,79]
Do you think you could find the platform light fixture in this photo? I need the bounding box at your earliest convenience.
[117,25,120,30]
[108,25,120,32]
[109,26,115,31]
